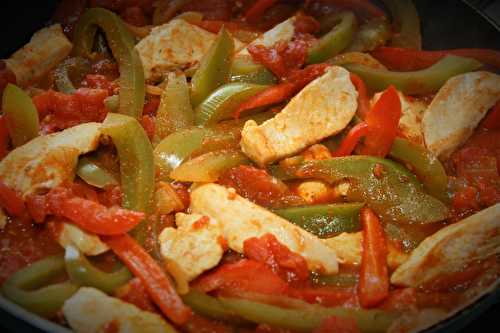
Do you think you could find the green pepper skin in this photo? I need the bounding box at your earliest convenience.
[191,27,234,107]
[274,203,364,238]
[73,8,145,119]
[53,57,91,94]
[218,297,398,333]
[181,290,243,323]
[389,138,449,203]
[76,156,118,189]
[1,255,78,317]
[343,55,482,95]
[64,246,132,294]
[2,83,39,147]
[273,156,448,224]
[347,17,391,53]
[195,83,269,125]
[155,73,194,143]
[381,0,421,50]
[307,12,357,64]
[230,56,277,85]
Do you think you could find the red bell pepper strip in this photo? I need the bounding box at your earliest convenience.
[371,47,500,71]
[331,122,370,157]
[233,83,295,118]
[48,188,144,235]
[358,207,389,308]
[104,234,192,325]
[481,100,500,130]
[0,116,10,160]
[350,73,370,118]
[244,0,279,23]
[0,180,26,217]
[360,85,401,157]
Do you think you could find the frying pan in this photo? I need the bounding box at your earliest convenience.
[0,0,499,332]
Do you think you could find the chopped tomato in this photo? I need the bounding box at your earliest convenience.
[25,194,50,224]
[104,234,192,325]
[115,277,157,313]
[193,259,290,295]
[97,185,123,207]
[143,97,160,116]
[120,6,147,26]
[294,11,321,34]
[313,315,361,333]
[0,180,26,218]
[70,181,100,202]
[47,187,144,235]
[244,0,279,23]
[243,233,309,284]
[481,100,500,130]
[0,116,10,160]
[218,165,302,208]
[358,207,389,308]
[141,114,156,141]
[52,0,87,37]
[81,74,118,96]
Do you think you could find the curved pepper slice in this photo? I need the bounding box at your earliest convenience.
[381,0,421,50]
[73,8,145,119]
[272,156,449,224]
[307,12,356,64]
[64,245,132,294]
[2,83,39,147]
[1,255,78,317]
[274,202,364,238]
[191,27,234,107]
[343,55,482,95]
[76,156,118,189]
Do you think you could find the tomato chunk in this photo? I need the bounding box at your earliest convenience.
[0,180,26,218]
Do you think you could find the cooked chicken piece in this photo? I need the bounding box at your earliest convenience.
[240,66,358,166]
[190,183,338,274]
[372,91,427,146]
[0,122,101,199]
[136,19,244,81]
[323,232,408,270]
[422,71,500,158]
[63,287,176,333]
[391,203,500,287]
[4,24,72,86]
[237,16,296,57]
[159,213,224,292]
[55,222,109,256]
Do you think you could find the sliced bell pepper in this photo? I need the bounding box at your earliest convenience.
[331,122,370,157]
[53,57,91,94]
[274,202,364,238]
[244,0,279,23]
[76,156,119,189]
[64,245,132,294]
[2,83,39,147]
[358,208,389,308]
[481,100,500,130]
[103,234,192,325]
[343,55,482,95]
[218,296,397,333]
[154,73,194,143]
[350,74,370,118]
[102,113,154,213]
[182,290,245,323]
[347,17,391,53]
[191,27,235,107]
[195,82,269,125]
[104,94,119,112]
[73,8,145,119]
[1,255,79,317]
[389,138,448,203]
[307,12,356,64]
[230,56,277,85]
[272,156,449,224]
[381,0,421,50]
[169,149,249,183]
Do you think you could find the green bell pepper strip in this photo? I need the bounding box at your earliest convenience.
[218,297,398,333]
[381,0,421,50]
[73,8,145,119]
[181,290,244,323]
[307,12,357,64]
[104,94,119,112]
[102,113,154,242]
[389,138,449,203]
[191,27,234,107]
[76,156,119,189]
[54,57,91,94]
[154,73,194,143]
[272,156,449,224]
[170,149,250,183]
[230,56,277,85]
[195,83,269,125]
[64,245,132,294]
[1,255,78,317]
[2,83,39,147]
[343,55,482,95]
[274,202,364,238]
[346,17,391,53]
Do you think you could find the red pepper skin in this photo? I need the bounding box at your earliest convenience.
[234,83,296,119]
[244,0,279,23]
[104,234,192,325]
[481,101,500,130]
[0,180,26,217]
[358,207,389,308]
[360,85,401,157]
[47,188,144,236]
[371,47,500,71]
[0,116,10,160]
[350,74,370,118]
[331,122,370,157]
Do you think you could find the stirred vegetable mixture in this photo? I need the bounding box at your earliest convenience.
[0,1,499,332]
